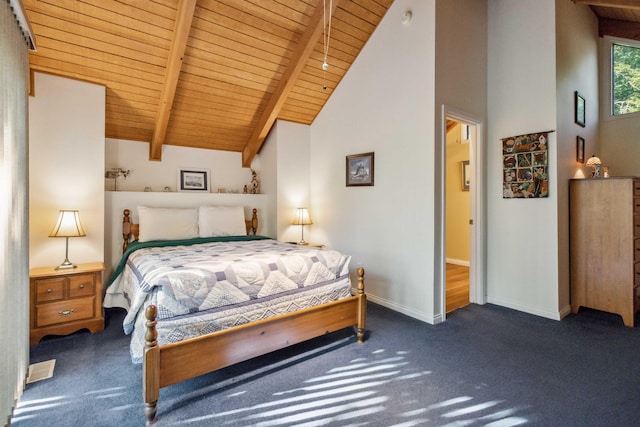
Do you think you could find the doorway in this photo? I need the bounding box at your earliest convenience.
[440,106,485,319]
[445,119,472,313]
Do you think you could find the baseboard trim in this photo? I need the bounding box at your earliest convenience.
[486,296,563,321]
[366,294,441,325]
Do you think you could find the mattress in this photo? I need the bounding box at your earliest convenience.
[106,238,353,362]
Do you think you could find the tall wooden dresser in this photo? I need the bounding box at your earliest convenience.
[569,177,640,326]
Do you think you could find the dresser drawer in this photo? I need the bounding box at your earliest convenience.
[35,297,95,327]
[35,278,65,303]
[634,180,640,197]
[68,274,95,298]
[635,214,640,237]
[636,262,640,287]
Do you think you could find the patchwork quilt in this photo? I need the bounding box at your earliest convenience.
[109,238,352,362]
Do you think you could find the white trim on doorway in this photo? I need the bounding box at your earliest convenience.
[440,105,486,320]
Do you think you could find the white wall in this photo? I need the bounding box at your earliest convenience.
[435,0,488,313]
[311,0,438,322]
[555,0,599,312]
[29,72,105,268]
[487,0,560,319]
[245,120,311,244]
[105,138,258,193]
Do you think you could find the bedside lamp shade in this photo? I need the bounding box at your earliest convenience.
[49,210,86,270]
[586,155,602,177]
[292,208,312,245]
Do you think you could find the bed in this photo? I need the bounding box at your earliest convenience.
[105,206,367,425]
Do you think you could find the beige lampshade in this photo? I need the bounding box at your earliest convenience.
[292,208,313,226]
[585,155,601,167]
[49,210,86,238]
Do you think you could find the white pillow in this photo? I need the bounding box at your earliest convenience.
[198,206,247,237]
[137,207,199,242]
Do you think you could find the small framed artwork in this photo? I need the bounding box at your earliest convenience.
[576,136,585,163]
[575,91,585,127]
[462,160,470,191]
[346,152,374,186]
[177,168,210,192]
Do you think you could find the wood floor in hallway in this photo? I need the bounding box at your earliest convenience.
[446,263,469,313]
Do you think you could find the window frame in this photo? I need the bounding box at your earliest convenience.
[602,35,640,122]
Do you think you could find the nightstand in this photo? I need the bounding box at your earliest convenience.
[29,262,105,345]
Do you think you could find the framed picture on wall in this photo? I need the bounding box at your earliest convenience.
[346,152,374,186]
[576,136,585,163]
[575,91,585,127]
[177,168,210,192]
[462,161,470,191]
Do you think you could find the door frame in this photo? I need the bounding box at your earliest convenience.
[440,105,486,318]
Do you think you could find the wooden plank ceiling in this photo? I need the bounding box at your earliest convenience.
[23,0,394,165]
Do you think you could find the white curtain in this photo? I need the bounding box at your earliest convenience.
[1,0,33,422]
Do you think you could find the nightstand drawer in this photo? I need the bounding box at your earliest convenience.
[68,274,95,298]
[35,278,65,303]
[35,297,95,327]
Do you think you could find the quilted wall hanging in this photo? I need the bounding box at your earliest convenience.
[502,131,550,198]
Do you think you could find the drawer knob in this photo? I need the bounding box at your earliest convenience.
[47,289,52,293]
[79,285,84,289]
[58,309,74,317]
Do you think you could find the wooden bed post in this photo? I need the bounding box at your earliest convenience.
[144,305,160,425]
[356,267,366,343]
[123,209,131,253]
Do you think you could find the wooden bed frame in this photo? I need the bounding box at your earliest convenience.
[120,209,367,425]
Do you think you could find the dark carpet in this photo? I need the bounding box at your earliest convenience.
[12,303,640,427]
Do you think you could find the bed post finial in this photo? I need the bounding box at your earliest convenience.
[251,208,258,234]
[356,267,366,343]
[123,209,131,253]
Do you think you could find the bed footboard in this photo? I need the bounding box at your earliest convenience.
[142,267,366,425]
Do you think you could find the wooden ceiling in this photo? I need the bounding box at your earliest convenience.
[23,0,393,166]
[22,1,640,166]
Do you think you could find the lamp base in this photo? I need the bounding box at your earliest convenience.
[55,260,77,270]
[297,241,309,245]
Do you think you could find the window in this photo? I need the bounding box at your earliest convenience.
[608,37,640,117]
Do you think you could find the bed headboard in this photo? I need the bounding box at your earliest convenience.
[122,208,259,253]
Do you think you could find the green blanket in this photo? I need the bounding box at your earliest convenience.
[107,235,272,288]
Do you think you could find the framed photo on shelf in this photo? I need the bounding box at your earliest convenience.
[575,91,585,127]
[576,136,585,163]
[177,168,210,192]
[462,160,470,191]
[346,152,374,187]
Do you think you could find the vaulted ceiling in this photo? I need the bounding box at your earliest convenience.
[22,1,640,167]
[23,0,394,166]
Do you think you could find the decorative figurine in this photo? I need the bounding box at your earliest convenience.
[250,169,260,194]
[243,184,248,194]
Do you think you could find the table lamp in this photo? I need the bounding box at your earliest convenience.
[292,208,312,245]
[586,155,601,177]
[49,210,86,269]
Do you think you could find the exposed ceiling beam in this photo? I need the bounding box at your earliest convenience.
[599,17,640,39]
[575,0,640,9]
[242,0,342,167]
[149,0,197,161]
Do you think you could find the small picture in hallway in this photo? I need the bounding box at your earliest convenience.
[462,161,470,191]
[346,152,374,186]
